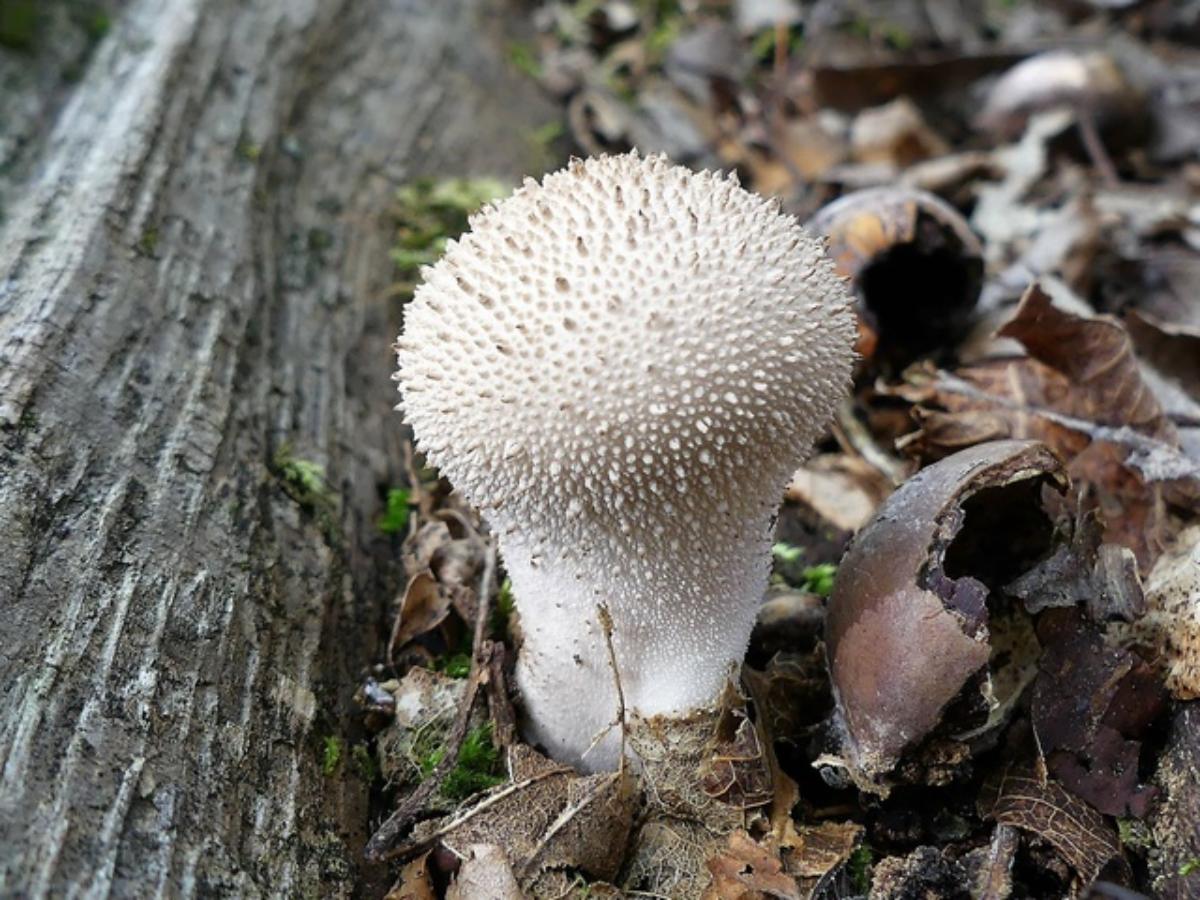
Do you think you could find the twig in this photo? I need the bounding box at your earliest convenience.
[1076,111,1119,187]
[585,604,628,770]
[402,439,433,522]
[517,769,627,880]
[376,763,574,863]
[364,539,499,861]
[485,643,518,749]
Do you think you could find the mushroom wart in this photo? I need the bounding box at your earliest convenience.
[395,153,856,771]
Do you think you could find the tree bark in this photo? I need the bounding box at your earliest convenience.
[0,1,554,895]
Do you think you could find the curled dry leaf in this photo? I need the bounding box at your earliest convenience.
[445,844,523,900]
[807,186,983,363]
[896,283,1197,569]
[704,830,802,900]
[785,453,894,532]
[385,851,437,900]
[980,768,1127,890]
[824,439,1066,790]
[391,572,453,656]
[850,96,950,169]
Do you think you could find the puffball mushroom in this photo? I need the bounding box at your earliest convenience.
[395,153,856,772]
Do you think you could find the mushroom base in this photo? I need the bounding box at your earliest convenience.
[501,514,774,773]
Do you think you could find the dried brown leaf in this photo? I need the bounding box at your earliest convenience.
[405,744,636,890]
[700,711,773,811]
[385,851,437,900]
[1032,611,1165,817]
[981,768,1126,888]
[785,454,893,532]
[780,820,863,881]
[704,830,802,900]
[446,844,523,900]
[996,286,1173,441]
[896,283,1199,568]
[391,572,453,654]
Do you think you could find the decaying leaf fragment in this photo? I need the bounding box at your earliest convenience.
[704,830,802,900]
[980,768,1127,889]
[824,439,1066,790]
[1031,611,1165,817]
[402,743,637,894]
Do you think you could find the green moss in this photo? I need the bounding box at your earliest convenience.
[801,562,837,597]
[237,140,262,161]
[377,487,411,535]
[436,652,472,679]
[321,735,344,775]
[273,446,329,507]
[137,226,159,256]
[0,0,39,51]
[491,577,516,639]
[81,7,109,42]
[771,542,804,565]
[1117,817,1155,852]
[508,41,542,78]
[1181,858,1200,877]
[352,744,379,783]
[847,844,874,894]
[419,722,504,801]
[390,177,506,285]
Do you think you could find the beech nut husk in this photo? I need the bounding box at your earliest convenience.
[823,439,1067,791]
[808,186,983,364]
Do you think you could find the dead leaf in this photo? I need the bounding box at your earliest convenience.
[446,844,523,900]
[700,710,773,811]
[851,97,949,169]
[779,820,862,885]
[895,282,1198,569]
[403,744,636,891]
[996,286,1174,441]
[385,851,437,900]
[703,830,802,900]
[981,768,1127,888]
[391,572,453,657]
[785,453,893,532]
[1032,611,1165,817]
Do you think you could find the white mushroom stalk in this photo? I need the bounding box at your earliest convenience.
[395,153,855,772]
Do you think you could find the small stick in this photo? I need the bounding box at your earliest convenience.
[1076,111,1119,187]
[597,604,627,771]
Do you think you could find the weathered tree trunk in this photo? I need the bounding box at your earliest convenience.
[0,1,553,895]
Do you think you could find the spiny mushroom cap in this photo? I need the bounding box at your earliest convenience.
[396,153,857,545]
